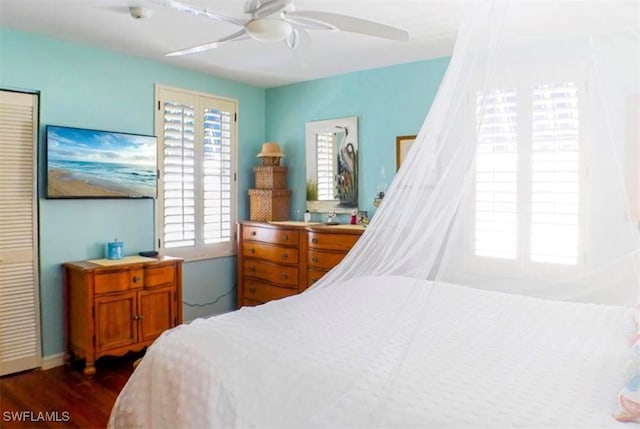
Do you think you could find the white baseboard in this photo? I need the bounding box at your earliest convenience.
[41,353,65,370]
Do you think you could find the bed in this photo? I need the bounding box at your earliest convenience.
[108,275,634,428]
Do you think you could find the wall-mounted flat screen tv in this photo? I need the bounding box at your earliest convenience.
[46,125,157,199]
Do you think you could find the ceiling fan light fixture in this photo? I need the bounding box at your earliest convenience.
[129,6,152,20]
[246,18,292,42]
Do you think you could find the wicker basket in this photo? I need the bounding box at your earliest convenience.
[254,166,288,190]
[248,189,291,221]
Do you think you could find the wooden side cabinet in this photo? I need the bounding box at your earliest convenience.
[63,256,183,375]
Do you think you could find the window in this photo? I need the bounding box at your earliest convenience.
[473,81,583,267]
[155,85,237,261]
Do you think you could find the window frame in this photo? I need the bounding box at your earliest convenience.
[154,84,238,261]
[463,69,590,279]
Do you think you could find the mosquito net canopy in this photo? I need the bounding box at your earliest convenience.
[317,0,640,306]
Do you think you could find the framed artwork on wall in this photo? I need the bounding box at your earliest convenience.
[396,135,417,170]
[46,125,157,199]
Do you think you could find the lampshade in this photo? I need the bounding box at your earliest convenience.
[246,18,292,42]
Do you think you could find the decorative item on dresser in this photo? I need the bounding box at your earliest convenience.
[63,256,183,376]
[249,142,291,221]
[237,221,364,307]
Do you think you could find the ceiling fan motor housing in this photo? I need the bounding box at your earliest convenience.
[246,18,293,42]
[129,6,152,20]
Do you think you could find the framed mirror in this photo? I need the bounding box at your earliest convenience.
[305,116,358,213]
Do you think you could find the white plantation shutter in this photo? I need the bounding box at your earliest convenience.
[162,102,196,248]
[156,86,237,260]
[316,133,335,200]
[203,108,233,244]
[0,90,41,375]
[475,89,518,259]
[530,83,580,264]
[473,81,583,268]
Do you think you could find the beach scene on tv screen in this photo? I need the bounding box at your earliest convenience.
[47,126,157,198]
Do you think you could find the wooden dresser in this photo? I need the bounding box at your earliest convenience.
[63,256,183,375]
[305,225,362,288]
[237,221,363,307]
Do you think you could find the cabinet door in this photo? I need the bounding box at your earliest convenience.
[138,286,175,343]
[94,292,137,352]
[0,91,41,376]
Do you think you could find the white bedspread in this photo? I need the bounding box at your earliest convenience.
[109,276,634,428]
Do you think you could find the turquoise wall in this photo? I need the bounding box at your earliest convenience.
[0,26,449,360]
[0,27,266,357]
[265,58,450,219]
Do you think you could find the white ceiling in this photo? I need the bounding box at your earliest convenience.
[0,0,464,88]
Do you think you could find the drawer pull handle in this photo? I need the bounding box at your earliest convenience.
[133,315,143,321]
[281,253,288,260]
[249,287,256,294]
[250,231,257,236]
[133,275,141,283]
[249,266,256,272]
[281,234,288,241]
[311,277,318,283]
[249,248,255,254]
[311,256,318,263]
[281,273,288,280]
[311,238,318,244]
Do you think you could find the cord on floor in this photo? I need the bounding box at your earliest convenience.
[182,286,236,308]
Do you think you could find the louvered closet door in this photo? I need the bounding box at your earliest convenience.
[0,90,41,376]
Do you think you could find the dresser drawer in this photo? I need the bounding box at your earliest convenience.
[307,268,329,287]
[239,297,263,307]
[144,264,175,287]
[307,250,347,270]
[307,232,360,251]
[243,259,298,287]
[242,279,297,304]
[94,269,143,294]
[243,242,299,265]
[243,225,298,246]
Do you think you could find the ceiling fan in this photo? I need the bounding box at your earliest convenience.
[149,0,409,56]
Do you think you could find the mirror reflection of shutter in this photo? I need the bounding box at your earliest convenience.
[530,82,580,264]
[162,101,196,249]
[0,90,41,375]
[316,134,335,200]
[475,89,518,260]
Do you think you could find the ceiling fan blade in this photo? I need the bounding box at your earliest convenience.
[284,26,311,50]
[166,29,249,56]
[244,0,260,14]
[148,0,247,27]
[245,0,292,18]
[282,11,409,42]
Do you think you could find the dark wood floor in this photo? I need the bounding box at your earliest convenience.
[0,353,140,429]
